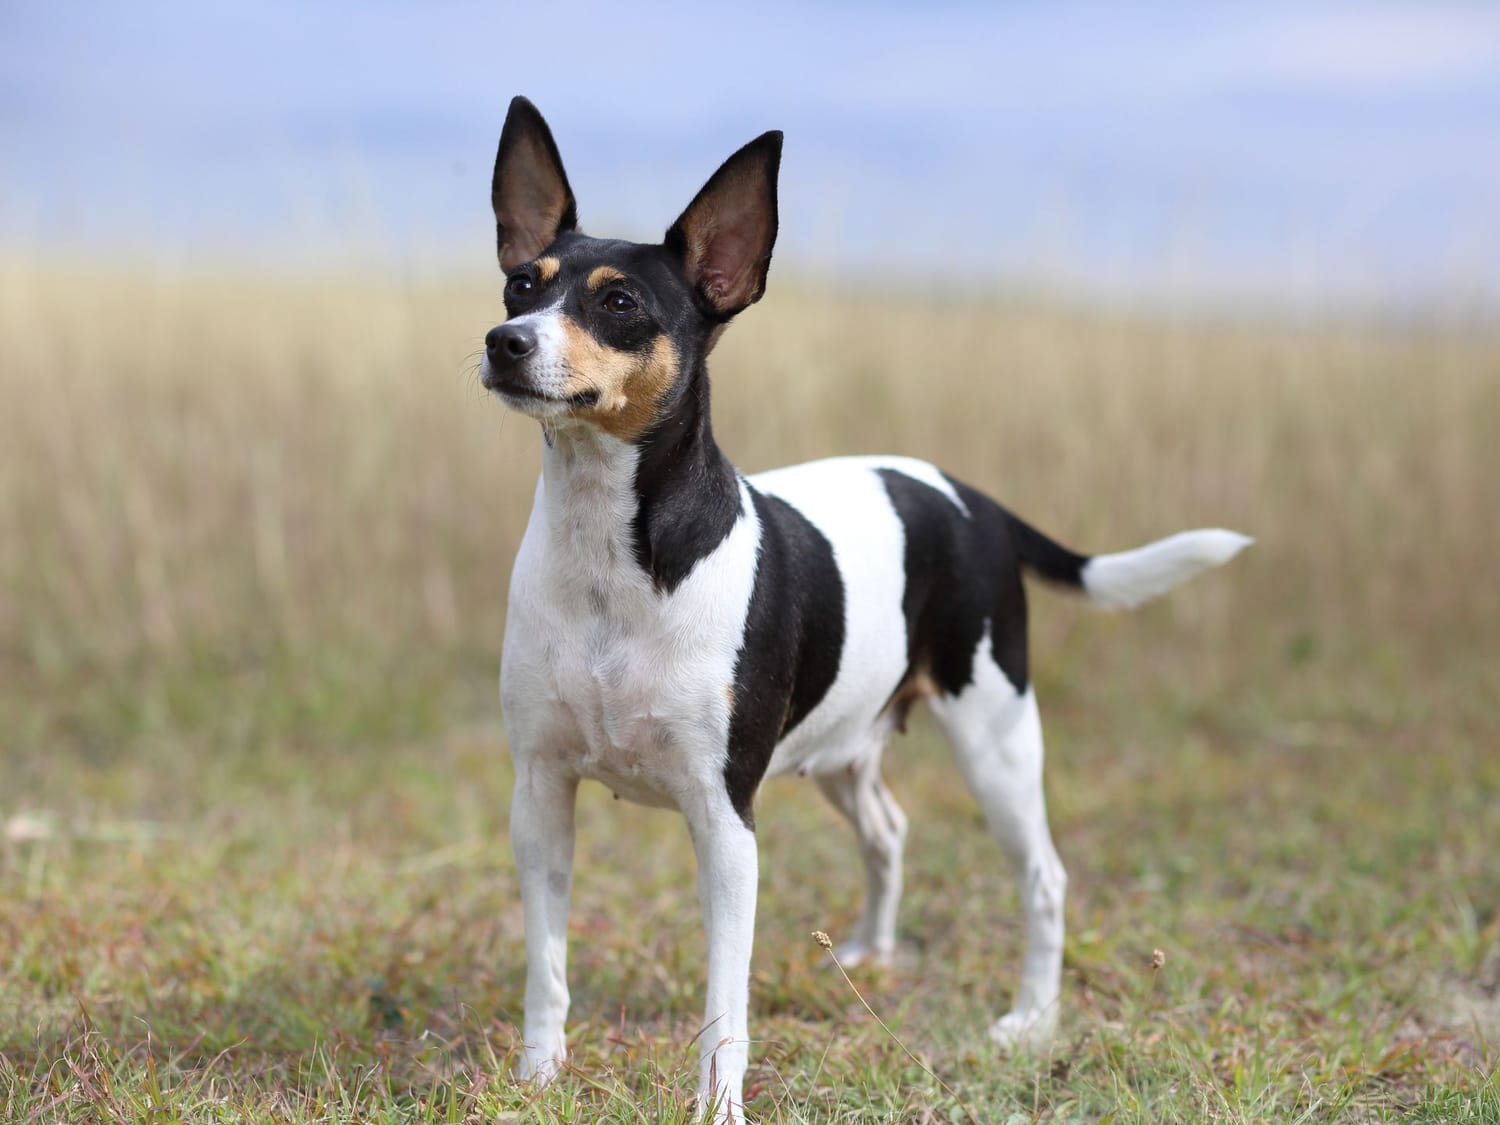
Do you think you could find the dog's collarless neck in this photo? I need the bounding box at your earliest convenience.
[536,366,742,595]
[631,366,742,594]
[535,427,641,572]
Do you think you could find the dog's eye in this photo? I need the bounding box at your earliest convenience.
[506,274,534,298]
[603,290,637,315]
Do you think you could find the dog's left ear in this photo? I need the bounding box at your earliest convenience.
[492,96,578,272]
[665,131,783,321]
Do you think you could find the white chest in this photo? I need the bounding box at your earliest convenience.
[500,456,760,808]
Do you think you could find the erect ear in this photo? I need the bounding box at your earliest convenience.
[491,96,578,272]
[665,130,783,321]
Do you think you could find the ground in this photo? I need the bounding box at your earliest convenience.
[2,261,1497,1122]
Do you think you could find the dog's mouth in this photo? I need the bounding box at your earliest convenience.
[485,371,600,411]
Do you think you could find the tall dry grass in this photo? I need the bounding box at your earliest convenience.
[2,256,1498,1123]
[1,256,1496,731]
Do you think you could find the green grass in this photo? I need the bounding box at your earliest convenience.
[2,260,1498,1121]
[3,653,1496,1123]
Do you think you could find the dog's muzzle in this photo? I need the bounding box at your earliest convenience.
[482,322,539,393]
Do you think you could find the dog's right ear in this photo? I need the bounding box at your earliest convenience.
[491,96,578,272]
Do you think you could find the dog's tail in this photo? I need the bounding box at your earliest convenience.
[1006,512,1251,610]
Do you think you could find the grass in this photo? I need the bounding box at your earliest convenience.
[2,256,1498,1122]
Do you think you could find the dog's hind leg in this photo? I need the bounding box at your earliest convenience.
[815,741,908,967]
[930,673,1066,1050]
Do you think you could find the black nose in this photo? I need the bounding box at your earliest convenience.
[486,323,536,365]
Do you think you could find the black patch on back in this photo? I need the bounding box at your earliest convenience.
[724,487,845,826]
[877,469,1030,696]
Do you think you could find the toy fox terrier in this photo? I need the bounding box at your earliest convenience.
[481,96,1249,1122]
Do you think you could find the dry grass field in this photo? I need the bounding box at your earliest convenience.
[1,256,1498,1122]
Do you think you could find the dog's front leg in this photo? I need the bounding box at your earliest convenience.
[684,791,759,1124]
[510,762,578,1084]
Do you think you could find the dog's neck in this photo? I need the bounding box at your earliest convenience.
[536,426,641,586]
[537,363,742,595]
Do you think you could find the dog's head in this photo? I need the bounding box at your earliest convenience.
[481,96,782,440]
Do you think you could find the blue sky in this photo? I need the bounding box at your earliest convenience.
[4,2,1499,306]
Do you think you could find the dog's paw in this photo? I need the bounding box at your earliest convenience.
[988,1007,1057,1053]
[689,1091,746,1125]
[516,1044,566,1086]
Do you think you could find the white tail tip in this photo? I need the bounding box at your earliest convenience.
[1081,529,1252,610]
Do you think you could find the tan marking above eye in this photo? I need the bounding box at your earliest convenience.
[534,257,561,284]
[586,266,627,290]
[558,320,679,441]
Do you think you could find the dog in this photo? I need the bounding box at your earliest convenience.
[481,95,1250,1123]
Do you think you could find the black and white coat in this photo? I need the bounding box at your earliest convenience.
[482,98,1249,1124]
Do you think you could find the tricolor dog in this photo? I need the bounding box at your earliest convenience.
[482,96,1249,1122]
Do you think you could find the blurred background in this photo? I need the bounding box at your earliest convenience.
[2,5,1498,1120]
